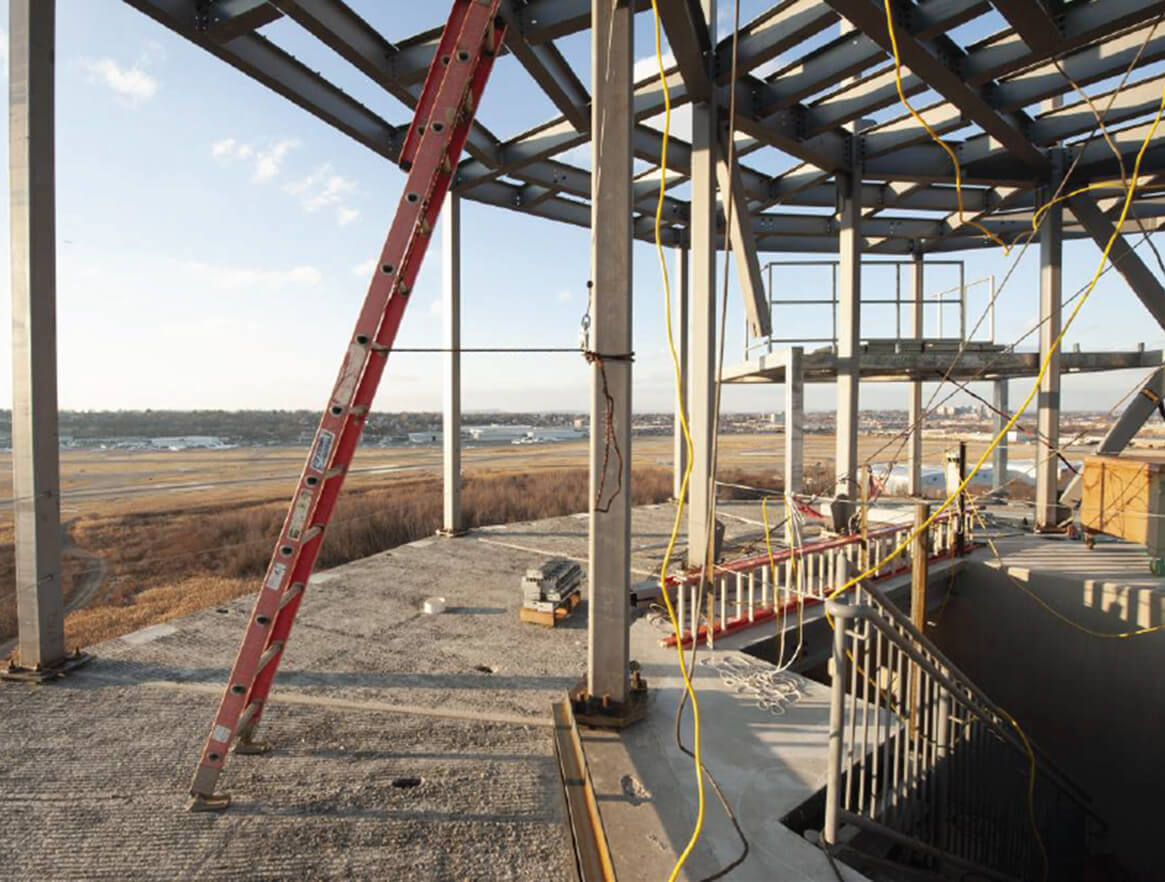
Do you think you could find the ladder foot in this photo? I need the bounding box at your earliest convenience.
[188,792,231,813]
[234,738,273,756]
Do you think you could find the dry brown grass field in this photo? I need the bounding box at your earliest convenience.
[0,431,1061,652]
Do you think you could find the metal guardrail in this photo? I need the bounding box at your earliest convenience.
[661,510,971,648]
[823,585,1100,880]
[744,259,996,358]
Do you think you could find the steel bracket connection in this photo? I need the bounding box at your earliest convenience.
[1,649,93,683]
[569,667,647,730]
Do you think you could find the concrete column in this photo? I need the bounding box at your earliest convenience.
[687,0,717,570]
[784,346,804,495]
[441,193,462,535]
[992,379,1009,492]
[1036,161,1063,530]
[587,0,632,705]
[673,246,689,502]
[10,0,65,668]
[835,162,861,507]
[908,250,924,496]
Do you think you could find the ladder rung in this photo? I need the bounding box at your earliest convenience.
[279,582,305,611]
[257,641,285,673]
[236,700,259,735]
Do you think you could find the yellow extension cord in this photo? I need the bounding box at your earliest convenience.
[782,5,1165,876]
[647,3,707,879]
[803,5,1165,877]
[645,0,1164,874]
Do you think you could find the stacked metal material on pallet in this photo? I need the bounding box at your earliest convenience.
[520,558,582,627]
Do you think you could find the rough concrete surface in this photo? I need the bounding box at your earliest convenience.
[1,501,869,881]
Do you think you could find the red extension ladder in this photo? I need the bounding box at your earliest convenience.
[189,0,506,808]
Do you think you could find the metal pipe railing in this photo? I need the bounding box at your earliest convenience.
[745,259,996,358]
[660,509,975,649]
[822,593,1099,880]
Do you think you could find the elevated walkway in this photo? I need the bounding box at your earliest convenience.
[723,341,1163,384]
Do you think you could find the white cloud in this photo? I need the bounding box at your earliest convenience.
[254,139,298,182]
[82,57,159,104]
[352,258,377,277]
[211,138,238,159]
[285,162,360,225]
[556,289,573,303]
[285,163,357,210]
[428,298,444,317]
[211,137,297,182]
[183,261,322,291]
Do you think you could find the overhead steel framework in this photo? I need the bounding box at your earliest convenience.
[121,0,1165,254]
[10,0,1165,684]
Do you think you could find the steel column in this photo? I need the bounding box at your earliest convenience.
[673,245,689,501]
[441,193,462,535]
[835,157,861,507]
[908,250,924,496]
[992,379,1009,492]
[9,0,65,669]
[785,345,804,495]
[1036,163,1063,530]
[687,0,717,570]
[587,0,632,704]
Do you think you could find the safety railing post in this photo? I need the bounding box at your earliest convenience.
[825,598,853,848]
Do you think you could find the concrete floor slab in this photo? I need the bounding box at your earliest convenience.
[0,501,871,881]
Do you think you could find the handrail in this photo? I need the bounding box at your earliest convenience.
[835,592,1095,814]
[824,593,1100,880]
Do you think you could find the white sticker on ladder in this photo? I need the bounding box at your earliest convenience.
[332,343,365,409]
[212,724,231,744]
[265,562,287,591]
[310,430,335,472]
[288,490,312,540]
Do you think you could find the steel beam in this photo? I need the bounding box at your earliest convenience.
[1069,193,1165,332]
[810,0,1044,172]
[993,380,1009,492]
[785,346,805,495]
[674,246,690,502]
[714,0,837,81]
[441,194,462,536]
[587,0,632,706]
[688,0,717,573]
[204,0,282,41]
[993,0,1061,54]
[716,140,770,336]
[10,0,65,668]
[966,0,1165,85]
[497,0,589,131]
[657,0,714,102]
[993,24,1165,114]
[1062,365,1165,504]
[1036,166,1064,530]
[908,252,923,497]
[835,155,861,504]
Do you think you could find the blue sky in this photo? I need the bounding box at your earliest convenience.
[0,0,1162,414]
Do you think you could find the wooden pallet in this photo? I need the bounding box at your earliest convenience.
[519,591,581,628]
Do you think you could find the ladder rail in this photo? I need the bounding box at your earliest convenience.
[190,0,505,802]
